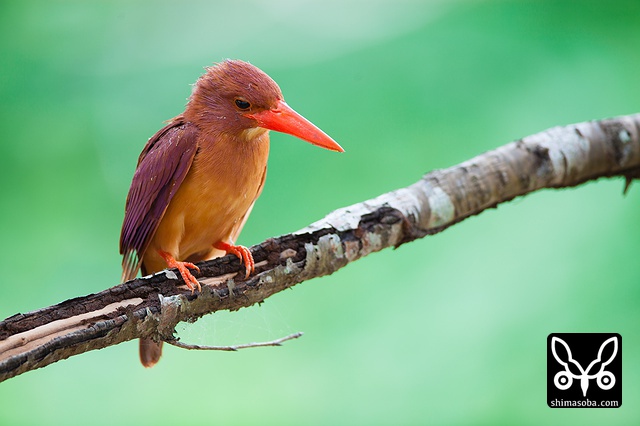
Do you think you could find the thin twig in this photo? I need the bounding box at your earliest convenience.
[165,332,304,351]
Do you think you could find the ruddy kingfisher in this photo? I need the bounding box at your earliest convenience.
[120,59,343,367]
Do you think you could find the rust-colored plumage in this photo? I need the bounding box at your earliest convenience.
[120,60,342,367]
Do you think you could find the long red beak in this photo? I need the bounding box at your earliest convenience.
[247,100,344,152]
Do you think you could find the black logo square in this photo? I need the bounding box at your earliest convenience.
[547,333,621,408]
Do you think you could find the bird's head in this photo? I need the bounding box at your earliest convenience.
[186,59,343,152]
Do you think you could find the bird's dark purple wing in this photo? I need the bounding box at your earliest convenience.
[120,117,199,281]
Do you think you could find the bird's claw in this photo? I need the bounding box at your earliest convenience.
[158,250,201,293]
[214,242,255,279]
[175,262,201,293]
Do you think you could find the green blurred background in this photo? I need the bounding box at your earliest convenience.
[1,0,639,424]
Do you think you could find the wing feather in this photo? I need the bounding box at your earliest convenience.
[120,118,199,281]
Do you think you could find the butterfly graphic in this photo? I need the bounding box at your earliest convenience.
[551,336,618,397]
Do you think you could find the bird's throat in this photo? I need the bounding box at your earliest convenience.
[240,126,269,142]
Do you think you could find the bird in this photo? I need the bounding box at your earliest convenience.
[119,59,343,368]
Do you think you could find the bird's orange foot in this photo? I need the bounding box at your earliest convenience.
[214,241,255,279]
[158,250,201,293]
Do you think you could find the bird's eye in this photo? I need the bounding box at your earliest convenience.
[235,98,251,110]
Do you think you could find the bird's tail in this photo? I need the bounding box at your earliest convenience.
[139,339,163,368]
[124,261,163,368]
[139,263,163,367]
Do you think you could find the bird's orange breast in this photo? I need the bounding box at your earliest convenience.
[142,130,270,274]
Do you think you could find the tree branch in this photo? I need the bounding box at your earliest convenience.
[1,113,639,383]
